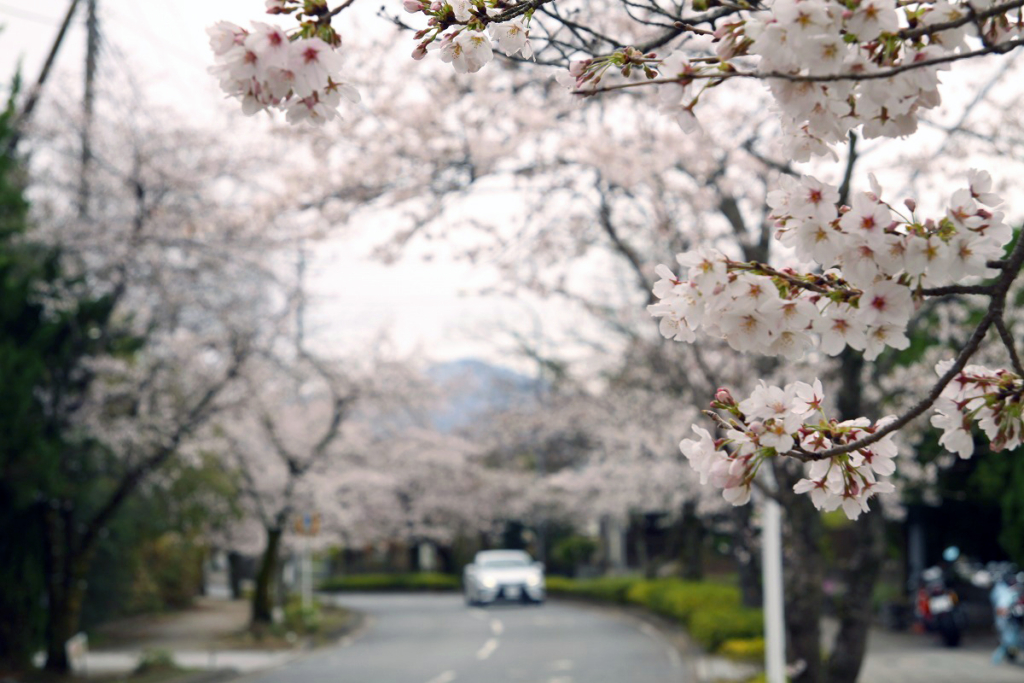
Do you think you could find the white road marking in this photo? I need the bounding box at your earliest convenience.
[548,677,573,683]
[547,659,574,671]
[637,621,684,669]
[490,618,504,636]
[469,608,487,621]
[476,638,500,660]
[425,671,457,683]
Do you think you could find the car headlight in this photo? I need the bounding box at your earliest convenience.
[526,574,543,587]
[481,577,497,589]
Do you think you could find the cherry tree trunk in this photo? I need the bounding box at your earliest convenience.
[824,349,885,683]
[733,505,763,608]
[777,468,825,683]
[228,551,245,599]
[777,348,882,683]
[42,510,90,675]
[252,526,283,626]
[679,501,705,581]
[826,510,886,683]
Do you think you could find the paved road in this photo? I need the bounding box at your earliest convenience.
[247,593,689,683]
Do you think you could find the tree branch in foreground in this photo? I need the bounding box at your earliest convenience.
[786,231,1024,461]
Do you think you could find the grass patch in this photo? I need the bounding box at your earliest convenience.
[219,600,356,650]
[318,573,460,592]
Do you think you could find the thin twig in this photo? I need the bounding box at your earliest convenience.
[328,0,358,18]
[995,316,1024,376]
[574,36,1024,96]
[898,0,1024,40]
[921,283,996,296]
[730,261,832,295]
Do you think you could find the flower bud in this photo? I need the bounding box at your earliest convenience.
[715,388,735,404]
[569,59,592,78]
[903,198,916,212]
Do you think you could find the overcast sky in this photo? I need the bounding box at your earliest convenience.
[0,0,587,373]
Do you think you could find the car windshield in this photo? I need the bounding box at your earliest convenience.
[479,557,530,568]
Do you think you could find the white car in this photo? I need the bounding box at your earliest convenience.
[463,550,545,606]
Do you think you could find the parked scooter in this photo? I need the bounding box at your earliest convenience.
[993,572,1024,663]
[915,565,966,647]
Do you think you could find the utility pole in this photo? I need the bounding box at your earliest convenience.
[296,238,306,354]
[78,0,99,218]
[5,0,83,156]
[526,305,547,566]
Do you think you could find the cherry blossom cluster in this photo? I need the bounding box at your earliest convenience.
[404,1,533,73]
[712,0,1024,157]
[682,381,896,519]
[208,3,359,125]
[931,360,1024,458]
[547,0,1024,155]
[648,171,1010,361]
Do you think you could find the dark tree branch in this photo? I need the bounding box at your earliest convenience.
[995,316,1024,376]
[78,341,248,557]
[787,228,1024,461]
[837,131,859,207]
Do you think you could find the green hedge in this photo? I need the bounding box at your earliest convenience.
[544,575,638,603]
[546,575,763,655]
[319,573,460,592]
[719,637,765,661]
[626,579,741,624]
[689,608,765,651]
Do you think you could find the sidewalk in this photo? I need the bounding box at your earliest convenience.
[690,621,1024,683]
[77,598,300,676]
[854,627,1024,683]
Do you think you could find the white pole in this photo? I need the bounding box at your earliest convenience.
[762,468,786,683]
[302,535,312,610]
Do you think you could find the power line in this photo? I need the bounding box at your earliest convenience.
[0,2,61,25]
[6,0,83,156]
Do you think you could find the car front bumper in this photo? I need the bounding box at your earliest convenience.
[477,582,545,603]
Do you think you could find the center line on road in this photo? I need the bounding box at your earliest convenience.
[490,618,504,636]
[425,670,457,683]
[639,623,660,639]
[666,646,683,669]
[477,637,500,660]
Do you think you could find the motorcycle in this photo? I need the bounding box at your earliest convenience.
[915,566,965,647]
[1002,587,1024,660]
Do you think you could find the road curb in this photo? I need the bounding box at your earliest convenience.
[188,607,371,683]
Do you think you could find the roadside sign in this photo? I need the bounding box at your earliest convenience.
[294,512,321,536]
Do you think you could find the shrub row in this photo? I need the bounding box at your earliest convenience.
[545,575,763,654]
[318,572,460,592]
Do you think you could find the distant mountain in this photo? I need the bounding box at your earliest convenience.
[427,359,541,432]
